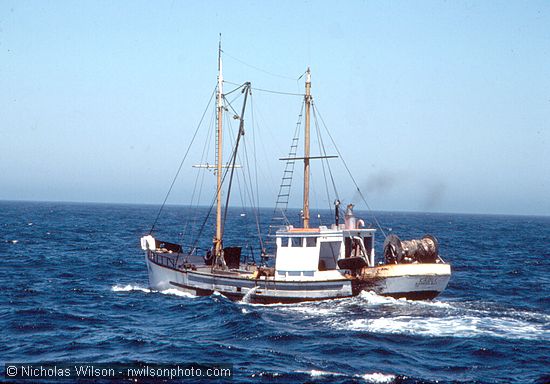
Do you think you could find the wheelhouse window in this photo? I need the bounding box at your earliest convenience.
[305,237,317,247]
[280,237,289,247]
[291,237,303,247]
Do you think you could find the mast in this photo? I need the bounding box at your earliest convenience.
[303,67,311,228]
[215,38,223,257]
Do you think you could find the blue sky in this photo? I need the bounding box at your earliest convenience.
[1,0,549,216]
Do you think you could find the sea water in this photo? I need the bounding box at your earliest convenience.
[1,201,548,383]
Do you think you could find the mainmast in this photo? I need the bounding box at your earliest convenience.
[303,68,312,228]
[214,39,224,257]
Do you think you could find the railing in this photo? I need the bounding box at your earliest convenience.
[149,251,186,271]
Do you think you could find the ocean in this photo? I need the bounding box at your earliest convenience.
[1,201,548,383]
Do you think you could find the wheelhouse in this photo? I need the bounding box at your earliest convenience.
[274,225,376,279]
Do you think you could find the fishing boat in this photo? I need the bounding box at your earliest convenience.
[140,43,451,304]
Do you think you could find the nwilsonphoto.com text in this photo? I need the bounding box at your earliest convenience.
[4,363,232,380]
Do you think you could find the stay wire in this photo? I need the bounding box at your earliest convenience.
[249,94,264,248]
[224,82,247,97]
[251,86,304,97]
[190,156,234,254]
[313,101,387,238]
[312,104,336,214]
[221,87,248,238]
[224,80,303,97]
[312,104,340,203]
[241,124,265,252]
[149,85,217,235]
[222,50,301,81]
[180,105,217,243]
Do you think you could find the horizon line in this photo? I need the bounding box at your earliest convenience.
[1,198,548,219]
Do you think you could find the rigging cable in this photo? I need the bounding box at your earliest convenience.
[189,158,233,254]
[313,101,387,238]
[223,89,267,253]
[221,89,266,255]
[309,167,322,226]
[312,103,338,215]
[222,50,301,81]
[240,120,265,253]
[249,92,279,192]
[312,103,341,220]
[249,93,265,251]
[221,83,251,239]
[224,82,248,97]
[250,86,304,97]
[180,105,217,244]
[149,85,217,235]
[224,80,303,97]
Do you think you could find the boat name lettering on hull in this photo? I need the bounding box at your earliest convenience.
[415,276,439,287]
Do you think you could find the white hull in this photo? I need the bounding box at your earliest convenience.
[145,251,451,304]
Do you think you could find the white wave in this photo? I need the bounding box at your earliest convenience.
[357,291,398,305]
[359,372,396,383]
[111,284,150,293]
[309,369,343,377]
[158,288,196,298]
[241,286,259,303]
[281,304,342,317]
[295,369,345,379]
[346,315,549,341]
[503,307,550,322]
[299,370,395,383]
[10,240,18,244]
[408,299,453,309]
[111,285,195,298]
[357,291,452,308]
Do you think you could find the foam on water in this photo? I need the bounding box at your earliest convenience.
[264,290,549,342]
[307,369,343,377]
[279,303,342,317]
[300,370,395,383]
[359,372,396,383]
[111,285,195,298]
[345,315,549,341]
[111,284,150,293]
[158,288,196,298]
[241,286,259,303]
[357,290,453,308]
[271,291,453,320]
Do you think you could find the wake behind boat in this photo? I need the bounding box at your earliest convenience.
[140,43,451,304]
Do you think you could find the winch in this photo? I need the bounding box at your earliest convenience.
[383,234,439,264]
